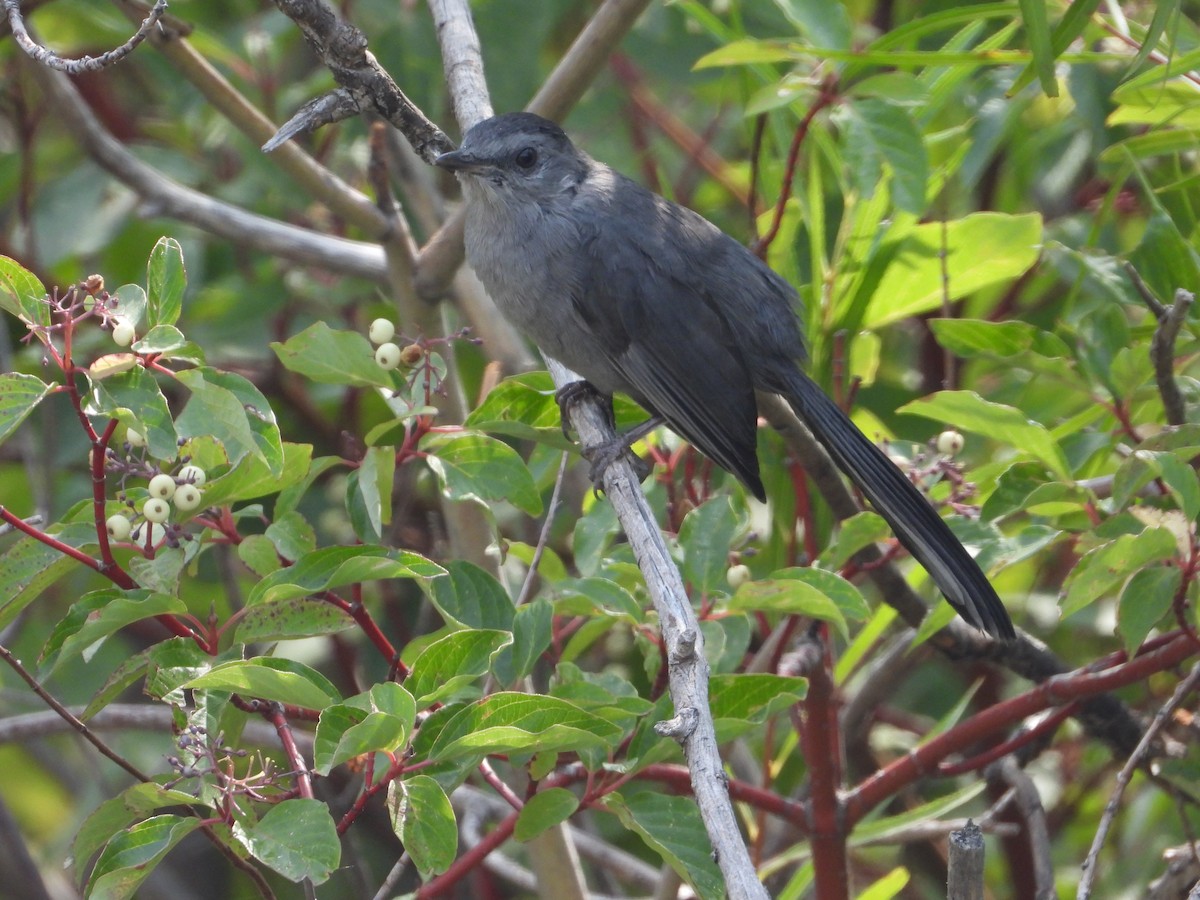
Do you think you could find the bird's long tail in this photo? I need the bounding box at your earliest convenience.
[782,371,1015,639]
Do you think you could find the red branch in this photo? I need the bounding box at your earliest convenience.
[844,633,1199,825]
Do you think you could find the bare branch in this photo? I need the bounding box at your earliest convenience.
[5,0,166,73]
[22,57,388,281]
[268,0,452,162]
[1078,659,1200,899]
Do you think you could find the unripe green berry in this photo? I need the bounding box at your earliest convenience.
[106,514,132,541]
[936,430,965,457]
[174,483,203,511]
[126,428,146,448]
[368,318,396,345]
[143,498,170,523]
[178,464,206,487]
[148,473,177,500]
[726,564,752,591]
[112,318,136,347]
[375,342,401,370]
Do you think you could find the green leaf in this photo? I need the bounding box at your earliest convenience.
[176,367,283,473]
[88,815,201,900]
[727,578,850,640]
[110,283,147,329]
[427,693,624,763]
[0,372,52,449]
[422,431,542,516]
[146,237,185,328]
[427,560,515,630]
[248,544,443,606]
[1116,566,1180,658]
[184,658,341,710]
[709,673,808,737]
[0,255,48,327]
[234,799,340,884]
[1015,0,1057,96]
[199,441,313,508]
[492,597,554,686]
[1062,529,1179,618]
[266,510,317,561]
[237,533,281,577]
[773,0,851,49]
[232,597,355,644]
[0,521,96,632]
[143,638,213,704]
[314,682,416,775]
[694,38,800,69]
[87,365,178,461]
[405,629,512,708]
[1128,207,1200,313]
[515,788,580,842]
[131,325,187,355]
[73,784,202,881]
[465,372,573,447]
[40,588,188,674]
[929,319,1070,360]
[388,775,457,878]
[819,511,891,570]
[865,214,1042,327]
[772,567,872,621]
[680,497,742,594]
[604,792,724,900]
[859,867,911,900]
[846,98,928,214]
[347,446,395,543]
[900,391,1070,480]
[271,321,401,389]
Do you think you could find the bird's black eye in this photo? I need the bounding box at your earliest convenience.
[515,147,538,169]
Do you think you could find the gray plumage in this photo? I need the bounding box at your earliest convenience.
[436,112,1014,640]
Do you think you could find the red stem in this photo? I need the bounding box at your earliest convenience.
[804,639,849,900]
[844,632,1198,825]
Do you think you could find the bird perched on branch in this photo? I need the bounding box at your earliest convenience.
[436,112,1014,640]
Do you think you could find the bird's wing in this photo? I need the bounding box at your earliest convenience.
[570,177,764,497]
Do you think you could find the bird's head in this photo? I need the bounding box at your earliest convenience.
[435,112,588,203]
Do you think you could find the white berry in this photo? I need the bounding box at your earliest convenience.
[148,474,177,500]
[142,498,170,523]
[106,514,132,541]
[111,318,136,347]
[726,564,752,591]
[140,522,166,545]
[174,484,203,511]
[368,318,396,345]
[375,342,401,370]
[936,430,965,457]
[178,464,206,487]
[126,428,145,448]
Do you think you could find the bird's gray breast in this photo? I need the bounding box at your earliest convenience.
[460,181,626,393]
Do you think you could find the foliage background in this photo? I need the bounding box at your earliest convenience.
[1,0,1199,898]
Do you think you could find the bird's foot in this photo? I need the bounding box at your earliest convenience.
[554,380,610,438]
[554,381,656,492]
[582,438,654,491]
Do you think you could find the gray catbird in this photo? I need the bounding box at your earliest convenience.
[436,112,1014,640]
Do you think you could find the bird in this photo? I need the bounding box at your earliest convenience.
[436,112,1014,640]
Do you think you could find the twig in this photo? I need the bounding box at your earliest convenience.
[989,758,1053,898]
[515,451,569,607]
[0,643,151,782]
[947,820,984,900]
[5,0,166,73]
[1126,264,1193,426]
[553,360,768,900]
[1078,659,1200,899]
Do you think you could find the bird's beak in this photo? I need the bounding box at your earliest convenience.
[434,149,480,173]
